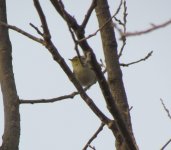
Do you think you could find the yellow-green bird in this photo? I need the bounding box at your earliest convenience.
[69,56,96,86]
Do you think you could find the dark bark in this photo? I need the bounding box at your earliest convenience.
[0,0,20,150]
[95,0,137,149]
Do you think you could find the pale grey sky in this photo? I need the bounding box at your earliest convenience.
[1,0,171,150]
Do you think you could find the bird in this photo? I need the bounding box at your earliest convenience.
[69,56,96,86]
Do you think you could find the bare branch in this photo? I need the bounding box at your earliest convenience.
[81,0,97,29]
[114,0,123,17]
[29,23,43,36]
[118,0,127,58]
[88,145,96,150]
[82,105,134,150]
[161,138,171,150]
[83,123,105,150]
[0,21,44,44]
[160,98,171,120]
[129,106,133,111]
[68,27,81,59]
[19,91,78,104]
[118,40,126,58]
[50,0,80,30]
[33,0,51,41]
[123,0,127,27]
[78,0,124,43]
[120,51,153,67]
[113,0,126,26]
[125,19,171,37]
[19,83,96,104]
[0,1,20,148]
[79,17,115,42]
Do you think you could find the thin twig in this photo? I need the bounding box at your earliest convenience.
[118,40,126,58]
[68,27,82,59]
[124,19,171,37]
[88,145,96,150]
[129,106,133,111]
[83,123,105,150]
[120,51,153,67]
[0,21,44,44]
[29,23,43,36]
[81,0,97,29]
[78,0,124,43]
[19,83,95,104]
[113,0,124,26]
[82,105,133,150]
[160,98,171,120]
[161,139,171,150]
[114,0,123,17]
[123,0,127,29]
[19,91,78,104]
[33,0,51,41]
[118,0,127,58]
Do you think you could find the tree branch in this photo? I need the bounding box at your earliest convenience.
[78,14,119,43]
[161,138,171,150]
[0,0,20,149]
[83,123,105,150]
[118,0,127,58]
[95,0,138,149]
[0,21,44,44]
[124,19,171,37]
[29,23,43,36]
[19,91,78,104]
[19,83,95,104]
[160,98,171,120]
[50,0,80,30]
[81,0,97,29]
[33,0,51,41]
[68,26,82,59]
[78,0,124,43]
[120,51,153,67]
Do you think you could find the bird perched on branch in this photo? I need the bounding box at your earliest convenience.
[69,56,96,86]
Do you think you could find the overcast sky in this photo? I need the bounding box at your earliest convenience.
[1,0,171,150]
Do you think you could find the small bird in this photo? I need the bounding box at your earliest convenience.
[69,56,96,86]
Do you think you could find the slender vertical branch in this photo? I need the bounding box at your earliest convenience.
[33,0,51,41]
[81,0,97,29]
[0,0,20,150]
[95,0,137,149]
